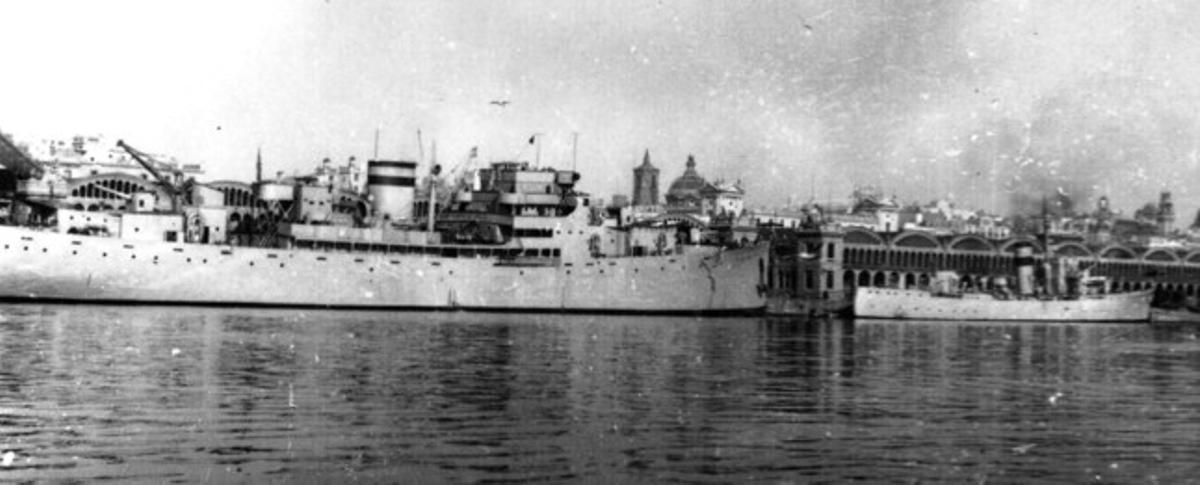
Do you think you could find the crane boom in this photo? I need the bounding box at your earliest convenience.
[0,131,45,180]
[116,140,180,211]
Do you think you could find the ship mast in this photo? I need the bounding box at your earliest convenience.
[1039,195,1050,251]
[416,129,424,165]
[427,163,440,232]
[1040,195,1056,295]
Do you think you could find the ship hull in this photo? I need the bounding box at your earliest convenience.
[0,226,768,314]
[854,287,1153,322]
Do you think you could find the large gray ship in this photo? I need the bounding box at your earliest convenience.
[0,137,767,314]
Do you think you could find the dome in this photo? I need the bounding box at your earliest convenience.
[665,155,706,202]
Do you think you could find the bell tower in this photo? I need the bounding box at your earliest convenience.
[632,149,659,206]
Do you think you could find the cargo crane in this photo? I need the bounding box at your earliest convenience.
[116,140,182,212]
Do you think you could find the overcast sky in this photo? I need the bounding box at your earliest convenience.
[3,0,1200,220]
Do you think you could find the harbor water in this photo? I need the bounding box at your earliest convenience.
[1,305,1198,483]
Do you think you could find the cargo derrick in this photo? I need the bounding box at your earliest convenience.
[116,140,183,212]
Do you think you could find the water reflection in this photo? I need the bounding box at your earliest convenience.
[0,306,1197,482]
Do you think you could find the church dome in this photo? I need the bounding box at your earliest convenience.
[665,155,706,202]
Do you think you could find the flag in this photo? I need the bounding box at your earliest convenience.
[528,134,536,144]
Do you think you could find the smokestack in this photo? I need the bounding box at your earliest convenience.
[255,147,262,184]
[367,160,417,221]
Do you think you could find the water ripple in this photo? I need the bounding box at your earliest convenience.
[1,307,1199,482]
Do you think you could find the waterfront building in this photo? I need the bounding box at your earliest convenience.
[763,225,849,315]
[700,179,745,218]
[20,134,203,181]
[819,186,902,233]
[911,199,1011,239]
[1132,193,1177,237]
[313,156,366,195]
[747,206,809,229]
[1049,193,1180,247]
[0,133,208,216]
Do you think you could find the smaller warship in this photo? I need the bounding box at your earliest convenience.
[856,239,1152,322]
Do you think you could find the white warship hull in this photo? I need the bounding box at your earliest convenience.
[854,287,1153,322]
[0,226,768,314]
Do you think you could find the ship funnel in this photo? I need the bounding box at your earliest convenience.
[367,160,417,221]
[1015,246,1035,296]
